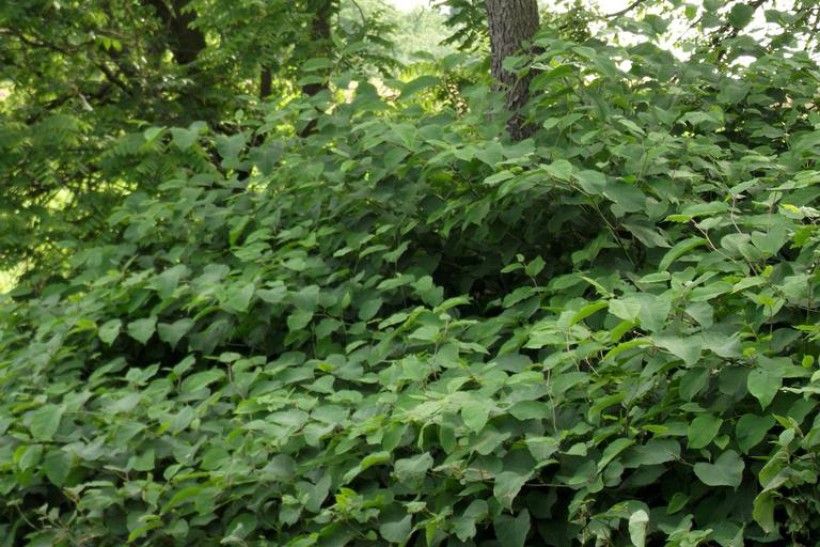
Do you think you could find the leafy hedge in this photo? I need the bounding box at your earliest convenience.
[1,33,818,545]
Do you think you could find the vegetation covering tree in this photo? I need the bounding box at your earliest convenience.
[0,0,818,545]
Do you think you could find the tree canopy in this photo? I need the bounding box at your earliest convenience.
[0,1,818,545]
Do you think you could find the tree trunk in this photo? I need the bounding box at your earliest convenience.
[301,0,334,98]
[485,0,540,140]
[299,0,336,137]
[260,67,272,99]
[143,0,217,124]
[143,0,206,65]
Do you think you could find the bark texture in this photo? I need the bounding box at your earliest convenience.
[485,0,540,140]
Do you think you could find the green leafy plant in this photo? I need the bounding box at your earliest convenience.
[0,2,818,546]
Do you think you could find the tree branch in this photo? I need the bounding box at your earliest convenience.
[25,83,115,124]
[140,0,206,65]
[605,0,647,18]
[1,28,132,94]
[349,0,367,28]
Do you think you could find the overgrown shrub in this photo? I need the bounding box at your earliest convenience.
[0,32,817,546]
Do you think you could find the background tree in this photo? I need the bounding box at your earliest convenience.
[0,0,396,274]
[484,0,540,139]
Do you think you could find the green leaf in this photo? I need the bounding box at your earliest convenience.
[28,404,64,441]
[98,319,122,345]
[622,439,680,467]
[494,470,532,509]
[409,324,439,342]
[394,452,433,484]
[180,369,225,393]
[485,170,515,186]
[400,75,440,99]
[751,228,789,256]
[493,510,530,547]
[128,449,155,472]
[628,509,649,547]
[229,220,249,247]
[603,182,646,212]
[380,514,411,544]
[597,438,635,472]
[127,316,157,344]
[475,142,503,166]
[638,272,670,284]
[170,127,198,150]
[17,444,43,471]
[157,318,194,348]
[728,3,755,28]
[162,485,204,512]
[461,400,490,433]
[543,159,574,180]
[658,237,706,271]
[225,513,257,540]
[215,133,247,165]
[624,223,670,248]
[224,282,255,313]
[151,264,189,298]
[302,57,333,72]
[574,170,607,194]
[257,283,287,304]
[293,285,320,311]
[752,491,776,533]
[735,414,775,453]
[609,297,642,322]
[453,500,488,541]
[747,368,781,409]
[287,309,313,331]
[653,334,702,366]
[679,368,709,400]
[687,414,722,449]
[667,492,689,514]
[508,401,549,421]
[693,450,744,487]
[358,297,383,321]
[570,300,608,325]
[143,126,165,142]
[525,436,560,461]
[679,110,722,127]
[679,201,729,218]
[361,451,391,471]
[43,450,72,486]
[525,256,546,277]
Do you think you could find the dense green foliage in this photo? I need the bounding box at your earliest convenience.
[1,1,818,545]
[0,0,428,273]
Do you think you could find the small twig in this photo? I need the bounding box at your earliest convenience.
[349,0,367,29]
[94,61,131,94]
[605,0,647,18]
